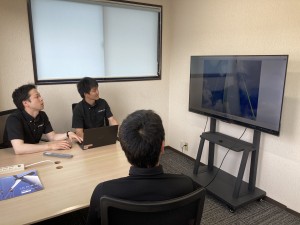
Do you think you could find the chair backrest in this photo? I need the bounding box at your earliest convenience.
[100,187,206,225]
[0,109,17,148]
[72,103,77,112]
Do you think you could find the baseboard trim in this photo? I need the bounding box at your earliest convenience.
[263,196,300,218]
[164,145,300,218]
[164,145,197,162]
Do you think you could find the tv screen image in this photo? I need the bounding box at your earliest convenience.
[189,55,288,136]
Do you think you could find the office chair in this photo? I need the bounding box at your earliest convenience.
[0,109,17,149]
[72,103,109,126]
[100,187,206,225]
[72,103,77,112]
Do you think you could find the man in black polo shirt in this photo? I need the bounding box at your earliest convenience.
[3,84,82,154]
[72,77,118,138]
[86,110,197,225]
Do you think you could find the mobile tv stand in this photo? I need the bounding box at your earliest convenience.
[186,118,266,211]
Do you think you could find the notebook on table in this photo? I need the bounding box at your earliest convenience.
[80,125,118,150]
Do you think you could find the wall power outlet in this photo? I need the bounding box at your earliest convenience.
[180,141,188,151]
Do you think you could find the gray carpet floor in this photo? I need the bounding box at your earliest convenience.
[161,148,300,225]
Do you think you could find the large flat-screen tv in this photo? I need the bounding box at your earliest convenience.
[189,55,288,136]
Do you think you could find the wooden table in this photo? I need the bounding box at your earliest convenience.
[0,143,130,225]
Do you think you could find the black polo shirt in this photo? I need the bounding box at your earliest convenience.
[72,99,113,129]
[86,165,197,225]
[3,110,53,147]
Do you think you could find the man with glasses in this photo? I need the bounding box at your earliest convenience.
[3,84,82,154]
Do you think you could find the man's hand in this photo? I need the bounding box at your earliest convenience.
[67,131,83,143]
[48,140,72,150]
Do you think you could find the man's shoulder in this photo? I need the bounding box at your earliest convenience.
[96,98,107,105]
[101,176,128,185]
[163,173,190,178]
[74,100,84,108]
[94,99,109,110]
[91,178,120,197]
[9,109,21,115]
[162,173,198,188]
[5,110,24,129]
[7,110,22,120]
[73,101,84,112]
[38,111,49,119]
[162,173,194,182]
[39,111,48,116]
[94,176,128,191]
[76,100,84,106]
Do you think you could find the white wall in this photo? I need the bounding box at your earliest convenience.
[168,0,300,213]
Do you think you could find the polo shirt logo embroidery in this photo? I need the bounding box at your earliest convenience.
[97,109,105,113]
[38,124,44,127]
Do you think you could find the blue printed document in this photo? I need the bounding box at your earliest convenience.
[0,170,43,201]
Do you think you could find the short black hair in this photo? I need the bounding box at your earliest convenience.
[12,84,36,110]
[77,77,98,98]
[119,110,165,168]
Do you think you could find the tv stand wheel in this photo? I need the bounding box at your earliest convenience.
[228,207,235,213]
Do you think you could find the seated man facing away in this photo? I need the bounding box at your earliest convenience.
[72,77,118,138]
[3,84,82,154]
[86,110,197,225]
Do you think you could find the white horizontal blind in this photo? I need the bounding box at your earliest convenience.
[29,0,161,82]
[103,6,158,77]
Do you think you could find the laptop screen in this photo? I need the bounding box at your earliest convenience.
[80,125,118,150]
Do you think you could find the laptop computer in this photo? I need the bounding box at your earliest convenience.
[80,125,118,150]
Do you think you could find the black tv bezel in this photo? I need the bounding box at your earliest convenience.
[188,55,289,136]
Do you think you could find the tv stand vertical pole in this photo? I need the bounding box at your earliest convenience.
[193,118,216,174]
[248,130,261,191]
[233,148,251,198]
[208,118,216,171]
[193,138,205,174]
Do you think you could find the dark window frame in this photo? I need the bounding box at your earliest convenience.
[27,0,162,85]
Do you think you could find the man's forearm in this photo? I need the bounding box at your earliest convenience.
[51,132,68,141]
[11,141,50,155]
